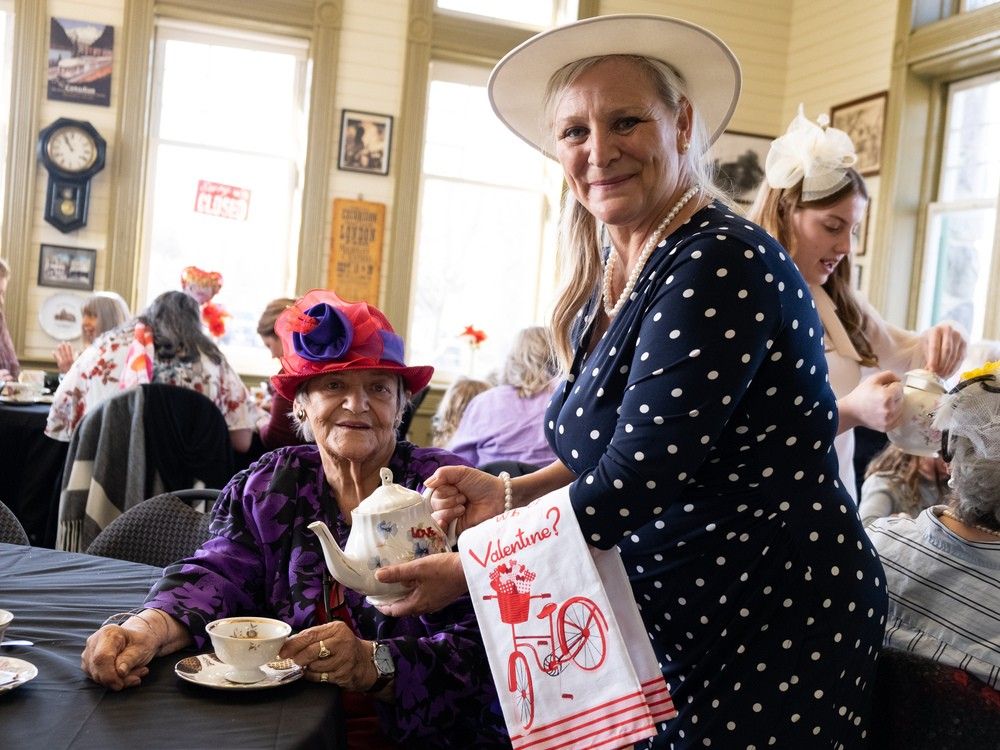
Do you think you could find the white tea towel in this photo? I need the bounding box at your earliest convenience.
[459,488,675,750]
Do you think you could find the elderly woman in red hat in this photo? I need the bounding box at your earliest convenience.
[81,290,507,749]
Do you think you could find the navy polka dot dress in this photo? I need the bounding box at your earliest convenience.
[544,204,887,749]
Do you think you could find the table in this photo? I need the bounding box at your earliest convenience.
[0,402,67,546]
[0,543,345,749]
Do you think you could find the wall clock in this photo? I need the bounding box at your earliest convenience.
[37,118,107,233]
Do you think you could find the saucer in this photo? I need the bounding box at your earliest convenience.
[0,657,38,694]
[174,652,303,690]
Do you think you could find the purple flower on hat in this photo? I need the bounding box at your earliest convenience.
[292,303,354,362]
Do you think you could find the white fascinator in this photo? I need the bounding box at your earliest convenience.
[765,104,857,201]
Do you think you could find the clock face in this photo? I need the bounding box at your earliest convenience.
[45,125,98,173]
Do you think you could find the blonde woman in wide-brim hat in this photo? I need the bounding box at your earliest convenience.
[376,14,887,749]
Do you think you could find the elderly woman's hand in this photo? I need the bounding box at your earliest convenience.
[923,322,967,379]
[374,552,468,618]
[280,621,378,692]
[53,342,76,374]
[425,466,506,536]
[81,609,192,690]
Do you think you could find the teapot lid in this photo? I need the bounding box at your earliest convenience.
[903,368,946,394]
[355,468,422,514]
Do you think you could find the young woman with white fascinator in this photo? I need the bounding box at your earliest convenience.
[747,107,967,502]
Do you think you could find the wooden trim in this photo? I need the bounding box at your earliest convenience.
[156,0,315,30]
[1,0,46,351]
[432,13,534,62]
[908,3,1000,66]
[105,0,155,309]
[383,0,433,330]
[295,0,343,295]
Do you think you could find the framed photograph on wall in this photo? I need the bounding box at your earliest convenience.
[338,110,393,175]
[708,130,772,204]
[831,92,887,176]
[37,244,96,290]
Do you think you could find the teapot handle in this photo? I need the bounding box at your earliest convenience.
[422,488,458,548]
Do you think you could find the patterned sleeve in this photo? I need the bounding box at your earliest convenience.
[569,232,786,546]
[214,358,256,431]
[376,600,507,746]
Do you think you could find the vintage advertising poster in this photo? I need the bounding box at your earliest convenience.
[328,199,385,304]
[48,18,114,106]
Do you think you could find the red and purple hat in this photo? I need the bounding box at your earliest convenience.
[271,289,433,401]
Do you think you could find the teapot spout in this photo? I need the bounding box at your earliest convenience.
[307,521,375,594]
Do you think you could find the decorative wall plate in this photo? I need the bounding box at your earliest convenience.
[38,292,85,340]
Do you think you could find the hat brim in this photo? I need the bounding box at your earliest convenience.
[271,362,434,403]
[488,14,741,159]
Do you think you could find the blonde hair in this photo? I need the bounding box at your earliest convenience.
[864,443,948,518]
[746,168,875,367]
[257,297,296,337]
[82,292,131,341]
[432,377,492,447]
[501,326,559,398]
[544,55,728,369]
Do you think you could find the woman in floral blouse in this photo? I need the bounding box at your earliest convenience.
[81,290,507,749]
[45,290,254,450]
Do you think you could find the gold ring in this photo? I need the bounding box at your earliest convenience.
[317,639,331,659]
[320,671,328,683]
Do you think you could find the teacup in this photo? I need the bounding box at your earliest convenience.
[2,381,40,402]
[18,369,46,388]
[0,609,12,643]
[206,616,291,684]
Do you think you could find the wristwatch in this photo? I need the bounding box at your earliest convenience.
[366,641,395,693]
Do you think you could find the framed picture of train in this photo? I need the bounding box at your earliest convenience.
[47,17,114,107]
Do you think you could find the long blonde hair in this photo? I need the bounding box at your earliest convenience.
[864,443,948,518]
[545,55,727,370]
[431,377,492,447]
[746,169,876,367]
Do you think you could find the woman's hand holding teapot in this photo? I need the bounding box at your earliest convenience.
[838,370,904,433]
[424,466,506,536]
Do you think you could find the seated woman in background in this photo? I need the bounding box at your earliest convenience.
[446,326,559,468]
[859,443,949,527]
[869,363,1000,689]
[52,291,132,374]
[80,290,506,748]
[46,290,254,451]
[0,258,20,381]
[430,376,492,448]
[254,296,307,451]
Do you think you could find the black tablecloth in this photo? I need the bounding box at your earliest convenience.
[0,402,66,546]
[0,544,344,749]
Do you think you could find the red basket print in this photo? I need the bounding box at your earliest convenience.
[497,590,531,624]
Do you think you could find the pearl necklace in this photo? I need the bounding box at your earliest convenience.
[941,508,1000,540]
[602,186,700,318]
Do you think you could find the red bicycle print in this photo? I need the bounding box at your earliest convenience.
[486,560,609,730]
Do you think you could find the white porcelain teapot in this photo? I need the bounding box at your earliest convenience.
[886,368,947,457]
[308,467,457,605]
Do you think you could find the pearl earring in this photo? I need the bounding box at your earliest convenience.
[679,140,690,154]
[295,409,306,421]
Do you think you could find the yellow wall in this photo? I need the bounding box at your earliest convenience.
[14,0,898,366]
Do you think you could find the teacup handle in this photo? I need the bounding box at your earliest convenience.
[422,488,458,548]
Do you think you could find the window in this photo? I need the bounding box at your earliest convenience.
[407,60,561,380]
[140,21,309,375]
[917,71,1000,338]
[435,0,559,28]
[0,2,14,221]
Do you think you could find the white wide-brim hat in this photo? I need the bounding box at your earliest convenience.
[488,14,741,159]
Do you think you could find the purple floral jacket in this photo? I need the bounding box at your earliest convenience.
[145,443,507,747]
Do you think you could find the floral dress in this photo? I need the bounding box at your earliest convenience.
[45,326,254,442]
